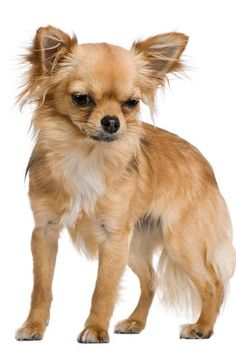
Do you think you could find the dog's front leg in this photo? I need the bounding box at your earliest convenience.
[15,218,61,341]
[78,229,131,343]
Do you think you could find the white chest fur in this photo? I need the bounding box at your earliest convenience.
[60,146,105,227]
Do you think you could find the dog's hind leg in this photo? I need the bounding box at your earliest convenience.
[179,264,223,339]
[159,191,236,339]
[161,235,224,339]
[115,219,160,334]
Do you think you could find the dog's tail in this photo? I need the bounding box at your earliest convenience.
[157,192,236,319]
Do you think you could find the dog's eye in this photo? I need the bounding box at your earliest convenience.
[72,93,94,107]
[123,99,140,108]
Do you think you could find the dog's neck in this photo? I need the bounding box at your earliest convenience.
[33,111,141,227]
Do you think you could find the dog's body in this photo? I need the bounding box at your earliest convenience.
[16,26,236,342]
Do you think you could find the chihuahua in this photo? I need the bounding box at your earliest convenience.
[16,26,236,342]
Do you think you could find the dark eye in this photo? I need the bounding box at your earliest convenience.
[123,98,140,108]
[72,93,94,107]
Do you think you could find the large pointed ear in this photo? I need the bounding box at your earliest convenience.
[29,25,77,74]
[19,26,77,107]
[131,32,188,86]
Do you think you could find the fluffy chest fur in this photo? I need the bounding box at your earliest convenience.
[59,146,105,227]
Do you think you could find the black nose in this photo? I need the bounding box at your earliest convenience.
[101,116,120,134]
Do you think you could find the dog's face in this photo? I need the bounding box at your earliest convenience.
[21,26,188,143]
[54,43,141,142]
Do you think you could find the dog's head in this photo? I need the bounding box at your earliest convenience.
[20,26,188,143]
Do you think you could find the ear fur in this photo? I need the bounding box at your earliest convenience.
[29,25,77,74]
[19,26,77,107]
[131,32,188,109]
[132,32,188,80]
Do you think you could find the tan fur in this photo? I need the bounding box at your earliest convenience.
[16,26,236,342]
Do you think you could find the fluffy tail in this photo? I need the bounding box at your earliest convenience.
[157,249,202,318]
[157,194,236,319]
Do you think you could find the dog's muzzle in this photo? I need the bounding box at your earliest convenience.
[90,115,120,142]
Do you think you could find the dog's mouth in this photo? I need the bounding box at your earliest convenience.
[90,133,120,142]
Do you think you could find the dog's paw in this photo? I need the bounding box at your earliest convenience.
[114,319,144,334]
[15,321,45,341]
[77,325,109,343]
[180,323,213,339]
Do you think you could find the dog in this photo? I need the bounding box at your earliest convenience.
[15,25,236,342]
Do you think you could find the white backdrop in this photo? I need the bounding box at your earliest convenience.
[0,1,235,353]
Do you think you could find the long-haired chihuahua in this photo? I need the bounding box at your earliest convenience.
[16,26,236,342]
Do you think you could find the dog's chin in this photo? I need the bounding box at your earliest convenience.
[90,133,120,142]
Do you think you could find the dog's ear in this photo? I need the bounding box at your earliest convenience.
[131,32,188,86]
[19,26,77,107]
[29,25,77,74]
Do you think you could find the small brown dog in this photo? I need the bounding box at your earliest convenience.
[16,26,236,342]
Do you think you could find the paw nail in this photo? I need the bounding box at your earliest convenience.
[196,331,203,337]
